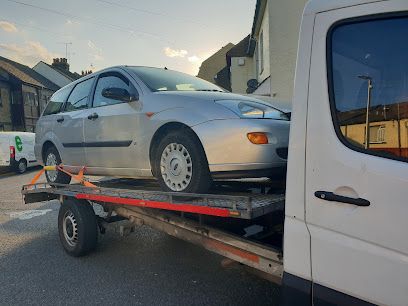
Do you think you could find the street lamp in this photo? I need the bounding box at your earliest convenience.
[358,75,373,149]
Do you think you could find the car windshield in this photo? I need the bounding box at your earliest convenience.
[128,67,225,92]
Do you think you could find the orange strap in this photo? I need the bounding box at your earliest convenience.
[29,165,96,188]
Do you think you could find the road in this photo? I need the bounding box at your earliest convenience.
[0,169,280,306]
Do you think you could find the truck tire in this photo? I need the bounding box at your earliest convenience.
[44,146,71,185]
[15,159,27,174]
[153,130,212,193]
[58,198,98,257]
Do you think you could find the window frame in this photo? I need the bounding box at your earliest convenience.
[42,84,74,116]
[326,12,408,164]
[61,76,95,113]
[91,71,137,108]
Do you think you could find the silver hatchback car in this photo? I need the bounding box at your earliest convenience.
[35,66,289,193]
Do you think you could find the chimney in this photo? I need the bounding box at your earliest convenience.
[52,57,70,72]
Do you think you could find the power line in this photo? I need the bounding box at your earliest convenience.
[4,0,175,45]
[96,0,206,27]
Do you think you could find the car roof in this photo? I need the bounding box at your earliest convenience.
[304,0,387,15]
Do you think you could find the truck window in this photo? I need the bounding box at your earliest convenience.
[328,16,408,162]
[43,85,73,116]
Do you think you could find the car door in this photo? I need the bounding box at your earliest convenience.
[53,77,95,166]
[306,2,408,305]
[82,70,145,173]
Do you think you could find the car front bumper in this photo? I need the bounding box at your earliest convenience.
[192,118,289,178]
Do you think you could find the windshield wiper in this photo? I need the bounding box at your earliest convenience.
[195,89,225,93]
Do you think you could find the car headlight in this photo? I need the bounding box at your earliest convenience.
[215,100,288,120]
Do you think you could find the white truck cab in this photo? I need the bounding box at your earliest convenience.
[0,132,38,174]
[283,0,408,304]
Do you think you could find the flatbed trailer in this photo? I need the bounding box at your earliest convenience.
[22,178,285,283]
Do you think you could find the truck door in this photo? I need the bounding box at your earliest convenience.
[306,2,408,305]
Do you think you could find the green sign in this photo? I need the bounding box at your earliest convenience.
[15,136,23,152]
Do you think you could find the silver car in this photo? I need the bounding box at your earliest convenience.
[35,66,289,193]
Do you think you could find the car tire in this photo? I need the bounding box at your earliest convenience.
[154,130,212,193]
[15,159,27,174]
[58,198,98,257]
[44,146,71,185]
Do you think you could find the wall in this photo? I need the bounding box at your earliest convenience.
[0,82,12,131]
[230,56,255,94]
[268,0,307,101]
[340,119,408,158]
[33,62,72,88]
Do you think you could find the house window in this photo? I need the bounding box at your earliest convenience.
[369,125,386,144]
[24,92,38,106]
[259,31,264,73]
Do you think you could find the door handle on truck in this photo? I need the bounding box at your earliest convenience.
[56,117,64,123]
[87,113,99,120]
[314,191,370,207]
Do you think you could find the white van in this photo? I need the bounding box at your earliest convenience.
[0,132,39,174]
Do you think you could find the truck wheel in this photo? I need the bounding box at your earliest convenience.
[44,146,71,185]
[154,130,212,193]
[15,159,27,174]
[58,198,98,257]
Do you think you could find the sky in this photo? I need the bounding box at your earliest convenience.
[0,0,256,76]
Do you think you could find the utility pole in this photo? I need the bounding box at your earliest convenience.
[358,75,373,149]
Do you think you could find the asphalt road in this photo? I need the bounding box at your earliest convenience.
[0,169,280,306]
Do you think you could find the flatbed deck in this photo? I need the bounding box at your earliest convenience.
[22,178,285,220]
[22,177,285,281]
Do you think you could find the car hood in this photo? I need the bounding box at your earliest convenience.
[152,90,267,104]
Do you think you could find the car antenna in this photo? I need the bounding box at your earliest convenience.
[164,67,168,70]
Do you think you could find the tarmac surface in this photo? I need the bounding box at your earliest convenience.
[0,168,280,305]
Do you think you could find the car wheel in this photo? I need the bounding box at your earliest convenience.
[44,146,71,185]
[154,130,212,193]
[15,159,27,174]
[58,198,98,257]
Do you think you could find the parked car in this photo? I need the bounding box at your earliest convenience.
[0,132,39,174]
[35,66,290,193]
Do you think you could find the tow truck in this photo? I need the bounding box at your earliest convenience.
[22,1,408,305]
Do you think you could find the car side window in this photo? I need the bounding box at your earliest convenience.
[42,85,73,116]
[93,73,134,107]
[64,77,94,112]
[329,16,408,162]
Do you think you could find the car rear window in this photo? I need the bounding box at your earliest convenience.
[43,85,73,116]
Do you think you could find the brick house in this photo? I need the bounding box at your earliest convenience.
[0,56,60,132]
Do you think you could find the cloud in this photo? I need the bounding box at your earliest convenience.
[0,21,18,33]
[87,40,104,61]
[164,47,188,58]
[188,55,200,63]
[0,41,59,66]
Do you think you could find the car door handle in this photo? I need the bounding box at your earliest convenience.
[87,113,99,120]
[314,191,370,207]
[56,117,64,123]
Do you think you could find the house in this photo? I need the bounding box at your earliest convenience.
[225,35,255,94]
[197,43,234,88]
[249,0,307,100]
[33,58,80,88]
[0,56,60,132]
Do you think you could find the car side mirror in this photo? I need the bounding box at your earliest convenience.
[102,87,138,102]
